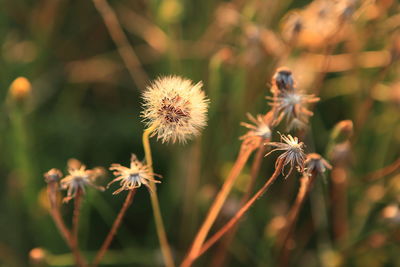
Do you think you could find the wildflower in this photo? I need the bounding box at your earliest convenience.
[304,153,332,176]
[60,159,104,202]
[44,168,63,183]
[240,113,272,140]
[141,76,209,143]
[268,90,319,127]
[9,77,32,100]
[108,154,161,195]
[266,133,306,178]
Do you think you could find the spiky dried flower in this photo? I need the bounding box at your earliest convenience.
[240,113,272,140]
[44,168,63,183]
[304,153,332,175]
[108,154,161,195]
[266,133,306,178]
[141,76,209,144]
[60,160,104,202]
[267,90,319,129]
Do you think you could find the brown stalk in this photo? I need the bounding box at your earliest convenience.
[46,182,87,267]
[72,188,83,246]
[365,157,400,181]
[210,143,268,267]
[194,158,285,262]
[92,189,136,267]
[181,137,262,267]
[92,0,148,90]
[277,172,317,267]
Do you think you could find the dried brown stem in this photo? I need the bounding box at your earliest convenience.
[92,189,136,267]
[194,159,285,262]
[47,182,87,267]
[72,188,83,246]
[365,157,400,181]
[210,143,268,267]
[277,172,317,267]
[181,137,262,267]
[92,0,148,90]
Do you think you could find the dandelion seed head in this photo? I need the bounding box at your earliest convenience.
[141,76,209,144]
[265,133,306,178]
[108,154,161,195]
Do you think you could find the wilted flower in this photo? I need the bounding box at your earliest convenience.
[240,113,272,140]
[304,153,332,175]
[44,168,63,183]
[268,90,319,127]
[60,160,104,202]
[141,76,209,144]
[266,133,306,177]
[272,67,295,93]
[108,154,161,195]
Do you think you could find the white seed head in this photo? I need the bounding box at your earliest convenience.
[304,153,332,175]
[240,113,272,140]
[141,76,209,144]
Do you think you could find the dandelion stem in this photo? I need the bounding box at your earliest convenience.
[72,188,83,247]
[181,139,259,267]
[46,182,87,267]
[278,172,317,267]
[195,158,285,261]
[211,142,268,267]
[92,189,136,267]
[143,124,175,267]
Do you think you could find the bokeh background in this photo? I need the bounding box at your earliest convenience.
[1,0,400,266]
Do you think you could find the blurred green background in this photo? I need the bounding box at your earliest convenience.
[1,0,400,266]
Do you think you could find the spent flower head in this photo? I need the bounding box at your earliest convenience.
[141,76,209,144]
[108,154,160,195]
[266,133,306,178]
[240,113,272,140]
[304,153,332,176]
[44,168,63,183]
[268,90,319,129]
[60,159,104,202]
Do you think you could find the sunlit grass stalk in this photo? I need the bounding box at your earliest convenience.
[277,171,317,267]
[142,124,175,267]
[193,158,285,261]
[92,189,136,266]
[46,182,87,267]
[211,142,268,267]
[181,139,260,267]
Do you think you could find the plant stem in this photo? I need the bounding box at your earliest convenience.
[278,172,317,267]
[143,124,175,267]
[211,143,268,267]
[92,189,136,266]
[47,182,87,267]
[72,188,83,247]
[181,138,260,267]
[182,158,284,266]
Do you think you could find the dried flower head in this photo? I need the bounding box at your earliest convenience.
[240,113,272,140]
[108,154,161,195]
[141,76,209,143]
[271,67,295,93]
[268,90,319,129]
[44,168,63,183]
[266,133,306,178]
[305,153,332,175]
[60,159,104,202]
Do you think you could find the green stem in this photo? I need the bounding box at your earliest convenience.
[142,124,175,267]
